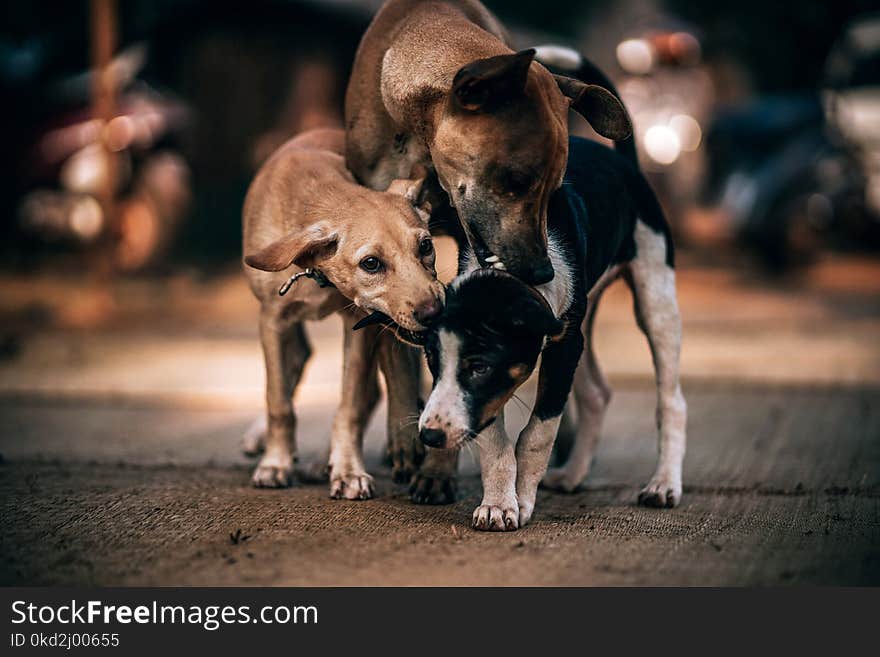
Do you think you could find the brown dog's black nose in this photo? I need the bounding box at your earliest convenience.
[413,297,442,325]
[419,427,446,448]
[529,259,555,285]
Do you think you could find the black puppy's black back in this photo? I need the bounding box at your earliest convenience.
[550,136,674,298]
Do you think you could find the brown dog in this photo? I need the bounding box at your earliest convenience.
[345,0,632,286]
[242,128,445,498]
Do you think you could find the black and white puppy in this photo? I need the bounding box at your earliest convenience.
[415,135,688,531]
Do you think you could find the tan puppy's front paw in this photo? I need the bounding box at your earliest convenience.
[409,472,457,505]
[472,504,519,531]
[329,471,374,500]
[541,467,581,493]
[638,474,682,508]
[251,453,294,488]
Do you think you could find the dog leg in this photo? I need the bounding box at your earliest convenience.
[472,410,519,531]
[410,446,459,504]
[543,289,613,492]
[516,326,585,525]
[626,222,687,508]
[378,335,425,484]
[252,312,310,488]
[550,398,576,466]
[328,311,382,500]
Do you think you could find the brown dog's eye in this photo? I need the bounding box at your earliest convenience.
[419,238,434,257]
[360,257,383,273]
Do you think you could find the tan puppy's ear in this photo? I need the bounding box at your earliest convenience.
[452,49,535,112]
[244,223,338,272]
[553,75,632,141]
[387,167,432,222]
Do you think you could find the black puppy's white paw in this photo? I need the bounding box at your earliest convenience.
[472,503,519,531]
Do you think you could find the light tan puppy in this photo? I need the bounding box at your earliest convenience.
[243,128,444,498]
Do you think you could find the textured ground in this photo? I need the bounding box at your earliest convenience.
[1,254,878,585]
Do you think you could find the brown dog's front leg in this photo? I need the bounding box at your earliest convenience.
[328,311,382,500]
[377,333,425,485]
[410,446,458,505]
[252,310,311,488]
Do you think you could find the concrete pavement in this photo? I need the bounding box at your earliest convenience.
[1,254,879,585]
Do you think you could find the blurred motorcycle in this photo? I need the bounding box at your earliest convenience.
[702,14,880,270]
[14,45,192,271]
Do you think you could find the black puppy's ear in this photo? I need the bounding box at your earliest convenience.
[553,75,632,141]
[244,223,338,272]
[508,292,564,338]
[452,49,535,112]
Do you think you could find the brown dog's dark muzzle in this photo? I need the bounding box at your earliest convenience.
[523,257,555,285]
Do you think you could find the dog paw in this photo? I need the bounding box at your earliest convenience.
[472,504,519,531]
[517,501,535,527]
[391,442,425,484]
[409,472,457,505]
[638,476,682,508]
[251,454,293,488]
[296,459,329,484]
[330,471,374,500]
[541,467,580,493]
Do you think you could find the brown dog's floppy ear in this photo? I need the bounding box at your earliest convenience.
[553,75,632,141]
[244,223,338,272]
[452,49,535,112]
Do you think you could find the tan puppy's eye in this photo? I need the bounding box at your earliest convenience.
[419,238,434,257]
[360,257,384,273]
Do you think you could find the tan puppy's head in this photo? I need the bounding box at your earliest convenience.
[431,48,631,286]
[245,177,445,332]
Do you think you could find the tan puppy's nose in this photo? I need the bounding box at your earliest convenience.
[413,297,442,325]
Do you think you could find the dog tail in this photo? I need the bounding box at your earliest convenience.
[533,45,639,169]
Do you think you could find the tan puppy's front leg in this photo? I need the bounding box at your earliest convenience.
[473,410,519,531]
[253,310,310,488]
[377,334,425,484]
[328,311,382,500]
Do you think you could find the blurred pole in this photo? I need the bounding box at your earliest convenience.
[90,0,118,243]
[88,0,118,321]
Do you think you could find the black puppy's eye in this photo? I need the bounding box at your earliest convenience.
[360,257,383,273]
[468,360,490,376]
[419,238,434,257]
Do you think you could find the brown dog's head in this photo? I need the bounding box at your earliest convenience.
[245,177,445,332]
[431,48,631,285]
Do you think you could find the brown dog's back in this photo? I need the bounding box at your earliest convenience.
[344,0,508,188]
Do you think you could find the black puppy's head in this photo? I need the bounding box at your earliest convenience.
[417,269,563,449]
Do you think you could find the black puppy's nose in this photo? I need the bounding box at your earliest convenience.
[529,259,555,285]
[413,297,442,325]
[419,427,446,448]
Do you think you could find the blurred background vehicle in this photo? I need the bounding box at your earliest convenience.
[0,0,878,347]
[3,0,878,279]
